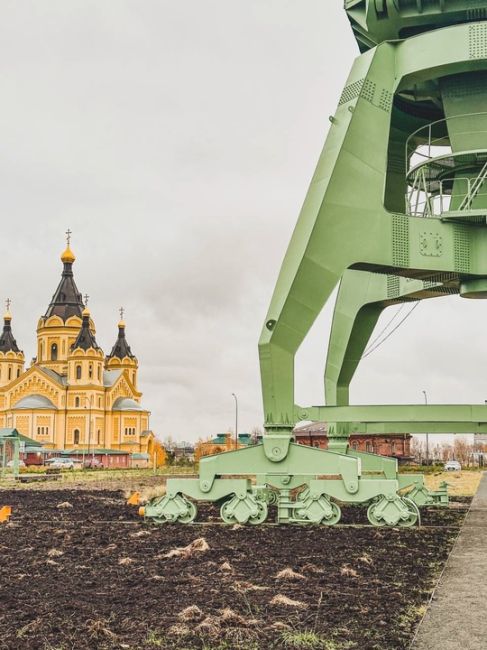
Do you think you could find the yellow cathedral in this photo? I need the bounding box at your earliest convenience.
[0,236,164,466]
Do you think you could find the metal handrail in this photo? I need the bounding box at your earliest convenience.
[406,176,487,217]
[406,183,487,218]
[405,111,487,175]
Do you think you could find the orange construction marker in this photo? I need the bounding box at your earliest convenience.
[127,492,141,506]
[0,506,12,523]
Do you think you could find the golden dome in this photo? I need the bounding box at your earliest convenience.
[118,319,126,329]
[82,306,90,317]
[3,310,12,322]
[61,246,76,264]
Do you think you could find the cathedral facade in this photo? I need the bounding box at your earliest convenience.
[0,238,161,464]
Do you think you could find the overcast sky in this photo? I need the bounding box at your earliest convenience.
[1,1,485,443]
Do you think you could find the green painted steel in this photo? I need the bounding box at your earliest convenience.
[260,19,487,432]
[144,5,487,526]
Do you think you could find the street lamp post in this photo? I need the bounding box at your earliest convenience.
[232,393,238,450]
[422,390,429,466]
[84,395,94,466]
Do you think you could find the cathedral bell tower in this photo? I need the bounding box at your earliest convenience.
[67,306,104,386]
[105,309,138,389]
[0,301,24,387]
[36,231,86,374]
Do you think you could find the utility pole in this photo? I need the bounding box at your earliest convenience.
[232,393,238,450]
[423,390,429,466]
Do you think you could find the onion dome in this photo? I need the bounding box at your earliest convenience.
[0,308,21,353]
[44,236,84,321]
[71,307,101,351]
[61,245,76,264]
[107,318,135,360]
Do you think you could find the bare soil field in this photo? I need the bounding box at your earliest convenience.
[0,489,469,650]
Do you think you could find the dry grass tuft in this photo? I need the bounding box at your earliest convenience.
[178,605,203,622]
[219,561,234,573]
[222,626,260,644]
[302,563,324,574]
[47,548,64,558]
[275,568,305,581]
[164,537,210,559]
[231,523,243,530]
[271,621,292,631]
[358,553,373,565]
[168,623,190,637]
[150,575,164,581]
[86,618,118,641]
[232,581,268,593]
[129,530,151,538]
[56,501,73,509]
[139,485,167,503]
[195,615,221,636]
[219,608,247,625]
[46,559,59,566]
[102,543,118,553]
[340,565,358,577]
[118,557,135,566]
[270,594,306,608]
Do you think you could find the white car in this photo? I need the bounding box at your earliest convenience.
[45,457,76,470]
[6,459,26,468]
[444,460,461,471]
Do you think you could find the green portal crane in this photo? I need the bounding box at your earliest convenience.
[144,1,487,526]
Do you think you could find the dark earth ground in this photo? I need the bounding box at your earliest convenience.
[0,489,470,650]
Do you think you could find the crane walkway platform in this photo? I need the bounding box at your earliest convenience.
[412,473,487,650]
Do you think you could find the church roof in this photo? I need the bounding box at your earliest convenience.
[112,397,144,411]
[0,313,21,353]
[71,309,101,352]
[13,395,57,410]
[107,321,135,360]
[103,369,122,387]
[44,247,84,321]
[38,366,67,386]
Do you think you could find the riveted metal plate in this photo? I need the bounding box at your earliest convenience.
[420,232,443,257]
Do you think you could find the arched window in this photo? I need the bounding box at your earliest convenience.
[37,426,40,435]
[97,366,101,381]
[76,365,82,380]
[74,429,80,445]
[89,364,93,379]
[75,396,80,407]
[98,397,101,407]
[51,343,58,361]
[17,368,20,378]
[8,366,11,381]
[97,429,101,444]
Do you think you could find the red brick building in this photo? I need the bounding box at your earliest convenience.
[293,422,412,462]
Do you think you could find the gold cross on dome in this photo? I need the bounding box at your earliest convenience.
[5,298,11,311]
[119,306,125,320]
[65,228,72,246]
[84,294,89,306]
